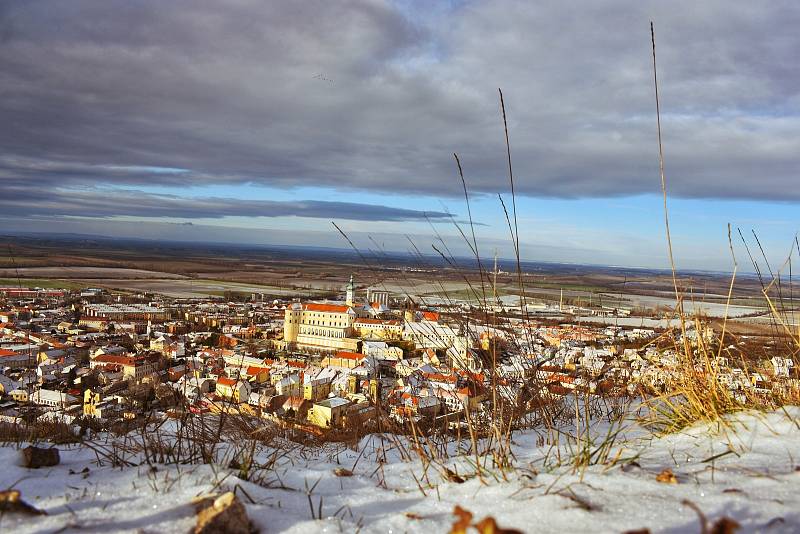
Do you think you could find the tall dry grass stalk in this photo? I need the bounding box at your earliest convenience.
[641,23,798,434]
[327,85,571,483]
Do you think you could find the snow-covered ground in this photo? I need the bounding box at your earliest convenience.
[1,408,799,533]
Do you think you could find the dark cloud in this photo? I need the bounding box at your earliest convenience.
[0,0,799,205]
[0,184,452,222]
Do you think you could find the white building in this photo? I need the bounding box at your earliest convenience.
[30,389,77,409]
[363,341,403,360]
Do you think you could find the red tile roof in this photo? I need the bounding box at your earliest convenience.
[422,311,440,322]
[216,376,238,387]
[423,372,457,383]
[355,318,401,325]
[303,303,351,313]
[335,351,364,361]
[455,369,485,382]
[283,396,308,409]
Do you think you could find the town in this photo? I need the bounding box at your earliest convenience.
[1,274,796,438]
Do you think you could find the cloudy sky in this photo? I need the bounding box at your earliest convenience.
[1,0,799,270]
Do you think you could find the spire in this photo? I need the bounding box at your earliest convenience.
[346,274,355,306]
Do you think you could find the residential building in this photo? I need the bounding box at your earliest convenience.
[215,377,252,403]
[30,388,77,409]
[307,397,350,428]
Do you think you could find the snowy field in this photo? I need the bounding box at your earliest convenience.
[1,408,799,533]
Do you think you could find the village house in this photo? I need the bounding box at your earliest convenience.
[362,341,403,360]
[281,395,311,419]
[215,376,252,403]
[83,389,121,419]
[78,316,110,331]
[322,350,365,369]
[90,353,162,382]
[244,365,271,384]
[307,397,350,428]
[391,389,441,420]
[303,367,336,401]
[771,357,794,377]
[0,348,34,368]
[30,388,78,409]
[275,374,302,397]
[354,318,403,340]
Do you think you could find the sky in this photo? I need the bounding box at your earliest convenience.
[1,0,799,271]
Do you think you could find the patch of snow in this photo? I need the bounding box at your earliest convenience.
[1,408,798,533]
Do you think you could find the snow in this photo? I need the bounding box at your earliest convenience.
[1,408,799,533]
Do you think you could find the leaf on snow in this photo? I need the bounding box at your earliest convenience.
[450,505,523,534]
[655,468,678,484]
[444,468,465,483]
[0,490,46,516]
[474,516,525,534]
[709,517,740,534]
[450,505,473,534]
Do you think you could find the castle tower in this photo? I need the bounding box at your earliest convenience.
[348,374,359,394]
[369,378,381,404]
[283,303,301,343]
[403,297,416,323]
[346,274,355,307]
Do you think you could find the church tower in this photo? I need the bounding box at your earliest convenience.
[346,274,355,307]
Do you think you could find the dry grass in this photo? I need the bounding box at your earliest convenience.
[629,24,791,436]
[0,420,82,445]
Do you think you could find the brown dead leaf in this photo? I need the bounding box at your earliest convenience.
[0,490,46,516]
[656,468,678,484]
[709,517,740,534]
[333,467,354,477]
[450,505,474,534]
[445,468,465,483]
[474,516,525,534]
[682,499,740,534]
[404,512,424,520]
[450,505,523,534]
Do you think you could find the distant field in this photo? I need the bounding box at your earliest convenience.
[0,234,791,322]
[64,277,333,299]
[0,278,86,290]
[0,267,188,279]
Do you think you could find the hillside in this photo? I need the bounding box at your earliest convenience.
[1,408,798,533]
